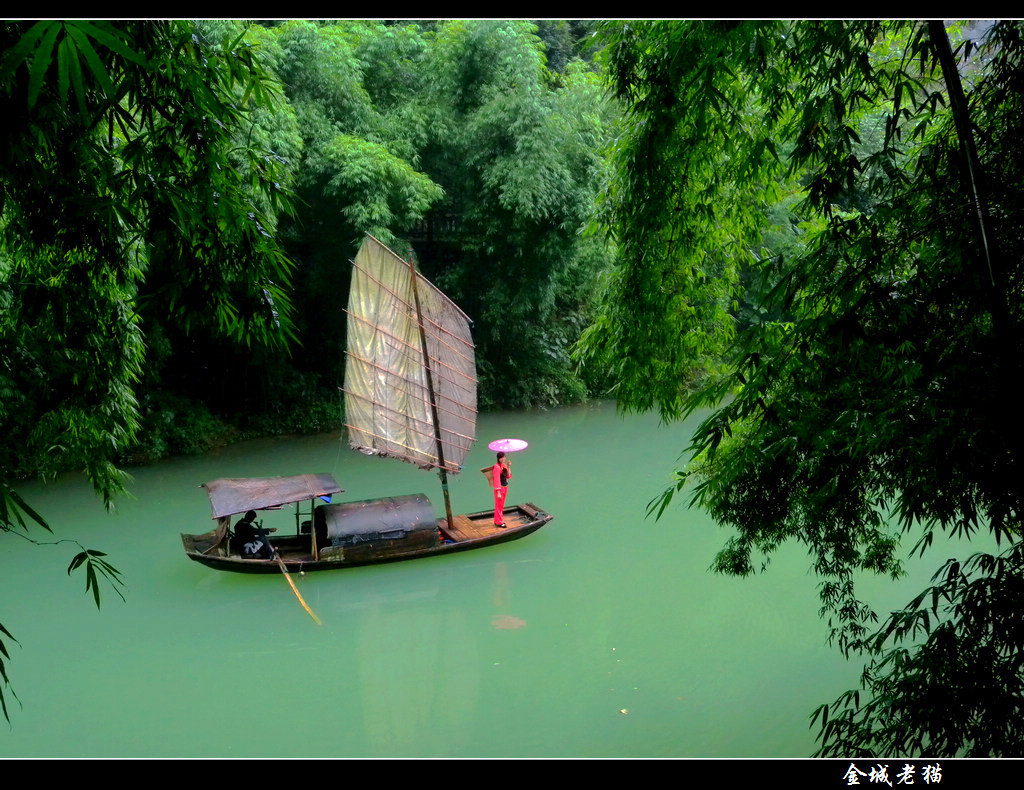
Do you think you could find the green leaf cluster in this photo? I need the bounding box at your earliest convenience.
[1,21,300,503]
[226,20,618,409]
[587,20,1024,756]
[1,20,300,721]
[415,21,618,406]
[67,548,126,609]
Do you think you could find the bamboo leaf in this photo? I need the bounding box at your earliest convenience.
[27,21,62,109]
[67,551,87,574]
[65,23,116,100]
[74,21,147,65]
[8,487,50,533]
[56,35,71,104]
[0,20,49,80]
[0,621,17,644]
[86,564,100,609]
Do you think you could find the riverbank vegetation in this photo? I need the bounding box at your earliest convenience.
[581,20,1024,756]
[4,19,1023,757]
[132,19,618,459]
[2,20,618,482]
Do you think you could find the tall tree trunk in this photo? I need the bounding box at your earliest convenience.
[928,20,1023,532]
[928,20,996,288]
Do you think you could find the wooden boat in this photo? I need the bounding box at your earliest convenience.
[181,235,553,573]
[182,474,552,574]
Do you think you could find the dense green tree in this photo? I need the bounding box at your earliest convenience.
[581,19,1024,756]
[418,20,617,407]
[534,20,601,74]
[234,20,617,410]
[91,19,617,440]
[125,20,306,434]
[0,20,297,720]
[256,21,444,389]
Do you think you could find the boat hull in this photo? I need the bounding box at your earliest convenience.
[181,502,553,574]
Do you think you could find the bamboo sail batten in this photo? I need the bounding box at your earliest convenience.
[348,264,475,360]
[341,394,476,458]
[348,260,475,350]
[342,352,477,420]
[341,388,476,444]
[357,233,473,321]
[342,326,478,398]
[344,345,478,405]
[344,308,478,384]
[342,423,463,474]
[344,234,477,475]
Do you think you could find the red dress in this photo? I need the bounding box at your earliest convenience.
[492,461,510,526]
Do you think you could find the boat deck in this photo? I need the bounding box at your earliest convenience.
[439,508,534,542]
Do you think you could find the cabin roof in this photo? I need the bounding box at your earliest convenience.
[315,494,436,539]
[202,474,344,519]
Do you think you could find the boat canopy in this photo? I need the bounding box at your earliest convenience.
[314,494,436,545]
[202,474,344,520]
[343,234,477,474]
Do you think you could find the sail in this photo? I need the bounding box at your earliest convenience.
[343,234,477,473]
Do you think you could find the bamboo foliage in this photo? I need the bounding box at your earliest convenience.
[588,20,1024,756]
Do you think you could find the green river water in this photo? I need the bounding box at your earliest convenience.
[1,400,978,757]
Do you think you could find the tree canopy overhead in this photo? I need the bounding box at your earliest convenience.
[582,19,1024,756]
[0,19,300,720]
[0,21,298,499]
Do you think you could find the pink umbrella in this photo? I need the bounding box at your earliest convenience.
[488,438,529,453]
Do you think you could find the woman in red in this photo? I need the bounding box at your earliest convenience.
[492,451,511,527]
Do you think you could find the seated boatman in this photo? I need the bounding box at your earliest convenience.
[232,510,276,559]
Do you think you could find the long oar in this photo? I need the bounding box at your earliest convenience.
[266,538,322,626]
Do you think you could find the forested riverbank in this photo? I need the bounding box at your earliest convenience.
[1,21,616,478]
[123,20,618,465]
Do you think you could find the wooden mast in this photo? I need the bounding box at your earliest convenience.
[408,254,456,530]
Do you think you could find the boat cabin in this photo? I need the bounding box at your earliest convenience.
[187,474,449,567]
[314,494,439,561]
[194,474,343,558]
